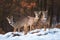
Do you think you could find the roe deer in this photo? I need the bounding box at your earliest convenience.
[40,10,50,31]
[6,11,41,34]
[28,11,41,31]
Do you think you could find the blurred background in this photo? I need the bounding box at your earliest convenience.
[0,0,60,34]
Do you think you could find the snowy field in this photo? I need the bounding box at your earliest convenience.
[0,28,60,40]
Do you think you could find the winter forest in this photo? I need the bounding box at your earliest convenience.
[0,0,60,40]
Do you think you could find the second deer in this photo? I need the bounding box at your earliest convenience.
[37,10,50,31]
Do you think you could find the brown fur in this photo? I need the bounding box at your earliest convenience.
[35,11,50,31]
[6,11,41,35]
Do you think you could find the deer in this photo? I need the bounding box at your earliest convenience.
[6,11,41,35]
[38,10,50,31]
[40,10,48,31]
[28,11,41,31]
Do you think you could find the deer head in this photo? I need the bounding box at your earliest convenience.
[41,10,48,21]
[6,16,14,26]
[34,11,41,18]
[34,11,41,22]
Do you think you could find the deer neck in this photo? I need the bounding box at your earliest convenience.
[34,15,39,22]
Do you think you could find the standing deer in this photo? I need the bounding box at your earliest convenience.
[6,11,41,34]
[40,10,50,31]
[28,11,41,31]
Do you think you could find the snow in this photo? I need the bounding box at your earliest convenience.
[0,28,60,40]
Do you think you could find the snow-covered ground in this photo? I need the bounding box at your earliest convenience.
[0,28,60,40]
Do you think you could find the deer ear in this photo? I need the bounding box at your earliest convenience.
[39,11,41,14]
[34,12,37,16]
[46,10,48,13]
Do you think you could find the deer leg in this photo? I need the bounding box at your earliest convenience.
[32,25,35,30]
[14,27,17,32]
[24,24,28,35]
[30,25,32,31]
[37,23,41,29]
[44,25,46,31]
[48,22,50,29]
[18,27,20,32]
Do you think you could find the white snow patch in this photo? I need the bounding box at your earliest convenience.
[0,28,60,40]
